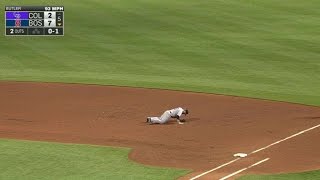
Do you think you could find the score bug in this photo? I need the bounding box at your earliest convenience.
[5,6,64,36]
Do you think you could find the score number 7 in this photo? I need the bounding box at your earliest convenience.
[46,12,53,27]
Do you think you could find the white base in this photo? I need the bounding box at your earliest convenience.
[233,153,247,158]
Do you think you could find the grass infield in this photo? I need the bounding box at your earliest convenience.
[238,170,320,180]
[0,139,189,180]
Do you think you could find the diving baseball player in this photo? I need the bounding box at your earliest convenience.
[146,107,189,124]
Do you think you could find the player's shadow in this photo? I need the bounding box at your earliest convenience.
[186,117,200,122]
[163,117,201,125]
[143,117,200,125]
[298,116,320,120]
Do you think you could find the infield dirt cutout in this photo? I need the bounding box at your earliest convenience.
[0,81,319,179]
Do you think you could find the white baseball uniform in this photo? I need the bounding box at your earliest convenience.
[149,107,184,124]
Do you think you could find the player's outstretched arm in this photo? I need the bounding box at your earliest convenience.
[177,119,184,124]
[176,116,185,124]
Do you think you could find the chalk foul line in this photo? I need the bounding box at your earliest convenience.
[251,124,320,154]
[189,158,240,180]
[219,158,270,180]
[189,123,320,180]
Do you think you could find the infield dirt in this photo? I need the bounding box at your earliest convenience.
[0,81,319,179]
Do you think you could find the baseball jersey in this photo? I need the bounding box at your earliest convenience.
[169,107,184,117]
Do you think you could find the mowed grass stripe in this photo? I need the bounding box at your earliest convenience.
[0,0,319,106]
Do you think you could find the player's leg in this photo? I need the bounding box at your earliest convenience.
[159,111,171,124]
[148,117,162,124]
[149,111,171,124]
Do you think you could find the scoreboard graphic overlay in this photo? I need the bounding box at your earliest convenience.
[5,6,64,36]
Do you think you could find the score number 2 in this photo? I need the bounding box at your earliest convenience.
[48,28,59,35]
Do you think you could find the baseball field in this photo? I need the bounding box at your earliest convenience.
[1,0,319,179]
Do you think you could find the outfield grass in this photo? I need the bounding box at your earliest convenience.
[0,139,189,179]
[1,0,320,106]
[0,0,319,179]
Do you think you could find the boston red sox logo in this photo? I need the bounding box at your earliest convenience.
[15,19,21,27]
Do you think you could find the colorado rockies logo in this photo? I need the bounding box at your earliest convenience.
[13,12,21,19]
